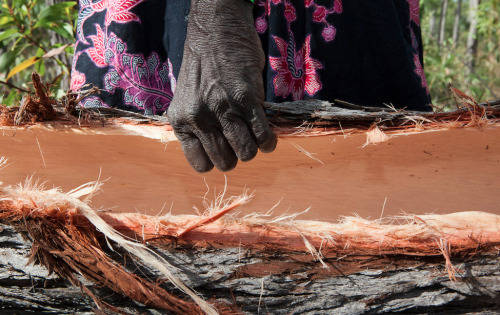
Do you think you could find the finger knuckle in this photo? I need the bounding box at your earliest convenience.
[232,86,259,107]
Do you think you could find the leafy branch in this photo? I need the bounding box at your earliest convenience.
[0,0,77,106]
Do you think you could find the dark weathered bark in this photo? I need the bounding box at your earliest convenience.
[1,223,500,314]
[78,98,500,130]
[452,0,463,43]
[262,99,500,128]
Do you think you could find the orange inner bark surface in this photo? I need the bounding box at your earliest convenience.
[1,125,499,221]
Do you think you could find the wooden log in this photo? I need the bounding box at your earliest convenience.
[1,222,499,314]
[2,92,500,313]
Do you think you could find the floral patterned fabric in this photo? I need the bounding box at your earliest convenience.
[72,0,432,114]
[72,0,187,114]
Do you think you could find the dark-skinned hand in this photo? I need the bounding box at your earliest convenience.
[167,0,277,172]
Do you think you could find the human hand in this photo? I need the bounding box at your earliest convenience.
[167,0,277,172]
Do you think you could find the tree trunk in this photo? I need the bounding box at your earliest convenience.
[1,223,500,314]
[466,0,481,75]
[452,0,463,43]
[438,0,449,46]
[429,11,437,37]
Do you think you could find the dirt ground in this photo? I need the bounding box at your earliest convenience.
[1,124,499,221]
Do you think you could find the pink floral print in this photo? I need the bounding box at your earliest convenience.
[407,0,429,92]
[86,24,107,67]
[407,0,421,26]
[256,0,342,100]
[413,53,428,89]
[269,35,322,100]
[72,0,175,113]
[255,0,342,42]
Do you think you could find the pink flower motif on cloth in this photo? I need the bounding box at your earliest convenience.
[333,0,342,13]
[309,0,342,41]
[70,70,86,91]
[269,35,323,100]
[102,33,174,114]
[255,16,267,33]
[77,0,145,45]
[90,0,143,26]
[313,6,327,22]
[407,1,429,95]
[413,54,428,92]
[304,0,314,8]
[86,24,107,67]
[322,24,336,42]
[255,0,342,42]
[255,0,271,32]
[73,0,174,113]
[407,0,420,26]
[284,2,296,22]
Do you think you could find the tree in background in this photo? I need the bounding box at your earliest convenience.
[438,0,449,46]
[421,0,499,108]
[452,0,462,43]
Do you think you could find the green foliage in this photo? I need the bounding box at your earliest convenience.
[0,0,77,106]
[421,0,500,109]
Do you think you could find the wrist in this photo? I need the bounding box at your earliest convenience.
[188,0,255,38]
[190,0,254,23]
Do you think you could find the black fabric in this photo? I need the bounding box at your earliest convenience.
[71,0,431,114]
